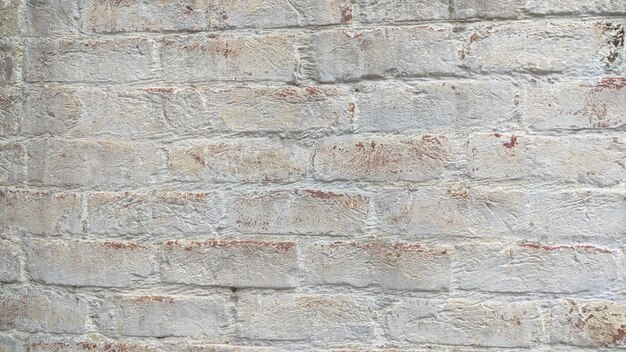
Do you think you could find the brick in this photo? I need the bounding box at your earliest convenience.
[22,0,80,36]
[88,191,222,235]
[468,133,626,187]
[525,77,626,130]
[25,239,157,287]
[378,186,626,238]
[457,242,620,293]
[237,293,375,343]
[24,37,156,83]
[215,0,356,28]
[74,88,165,137]
[229,189,370,235]
[376,186,526,237]
[357,81,519,132]
[0,190,82,235]
[453,0,525,18]
[207,86,354,133]
[550,300,626,347]
[460,21,624,75]
[168,139,307,183]
[360,0,449,22]
[301,241,452,291]
[0,240,20,282]
[27,337,161,352]
[161,34,298,83]
[0,142,25,185]
[162,240,298,288]
[0,90,20,136]
[27,139,166,188]
[526,0,626,15]
[8,85,80,136]
[0,0,19,36]
[0,288,88,333]
[0,40,19,86]
[98,294,230,338]
[386,298,544,347]
[81,0,355,33]
[454,0,626,19]
[0,335,19,352]
[311,26,465,82]
[526,189,626,239]
[312,134,461,181]
[80,0,211,33]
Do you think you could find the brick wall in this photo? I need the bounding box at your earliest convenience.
[1,0,625,350]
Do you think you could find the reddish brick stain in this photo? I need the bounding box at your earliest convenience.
[102,241,149,250]
[502,135,518,149]
[340,4,353,24]
[493,132,502,138]
[135,295,175,303]
[179,240,296,252]
[519,242,613,254]
[328,241,448,257]
[301,189,337,199]
[144,87,175,94]
[596,77,626,90]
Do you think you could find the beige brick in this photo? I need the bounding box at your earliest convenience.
[550,300,626,347]
[229,189,370,235]
[387,299,545,347]
[460,21,623,74]
[468,133,626,187]
[168,139,307,183]
[525,77,626,130]
[312,134,461,181]
[357,81,519,132]
[161,34,298,83]
[0,288,89,333]
[162,240,298,288]
[457,242,620,293]
[312,26,465,82]
[98,294,230,337]
[88,192,222,235]
[0,190,82,235]
[301,241,452,291]
[237,293,376,343]
[24,38,157,83]
[25,239,157,287]
[27,139,166,188]
[0,0,19,36]
[0,240,20,282]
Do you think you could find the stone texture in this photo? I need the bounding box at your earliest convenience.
[4,1,624,350]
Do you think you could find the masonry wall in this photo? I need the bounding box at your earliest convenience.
[0,0,625,351]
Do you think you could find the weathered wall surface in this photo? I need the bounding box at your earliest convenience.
[1,0,625,350]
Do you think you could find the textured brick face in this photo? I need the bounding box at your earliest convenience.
[2,0,625,350]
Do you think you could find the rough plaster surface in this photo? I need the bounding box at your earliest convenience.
[0,0,625,351]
